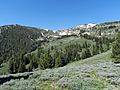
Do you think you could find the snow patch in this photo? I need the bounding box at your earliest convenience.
[45,29,49,31]
[76,23,96,29]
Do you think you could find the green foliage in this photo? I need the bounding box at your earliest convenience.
[0,24,112,74]
[92,44,99,56]
[7,34,111,73]
[8,51,26,73]
[112,33,120,63]
[0,25,43,65]
[0,50,117,90]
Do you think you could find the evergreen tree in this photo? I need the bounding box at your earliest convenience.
[112,33,120,63]
[55,51,62,67]
[86,48,91,58]
[92,45,99,55]
[81,49,87,59]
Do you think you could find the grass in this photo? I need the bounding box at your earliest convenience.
[44,36,94,49]
[29,36,95,56]
[36,80,68,90]
[0,50,120,90]
[67,50,113,66]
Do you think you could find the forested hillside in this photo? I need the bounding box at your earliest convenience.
[0,21,120,90]
[0,25,49,64]
[111,32,120,63]
[0,21,120,75]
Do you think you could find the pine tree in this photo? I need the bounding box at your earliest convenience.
[81,49,87,59]
[8,56,14,73]
[112,33,120,63]
[86,48,91,58]
[92,45,99,56]
[55,51,62,67]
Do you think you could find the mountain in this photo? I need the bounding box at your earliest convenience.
[55,21,120,38]
[0,24,59,64]
[0,21,120,89]
[75,23,96,29]
[0,25,42,63]
[0,21,119,68]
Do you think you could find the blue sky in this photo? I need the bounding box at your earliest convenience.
[0,0,120,30]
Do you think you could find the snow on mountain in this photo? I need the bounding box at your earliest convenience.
[45,29,49,31]
[53,30,57,33]
[76,23,96,29]
[59,32,68,36]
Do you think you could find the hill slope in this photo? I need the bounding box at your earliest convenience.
[0,21,120,90]
[0,21,119,74]
[0,21,120,65]
[0,51,120,90]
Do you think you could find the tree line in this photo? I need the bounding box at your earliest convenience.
[8,36,111,73]
[111,32,120,63]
